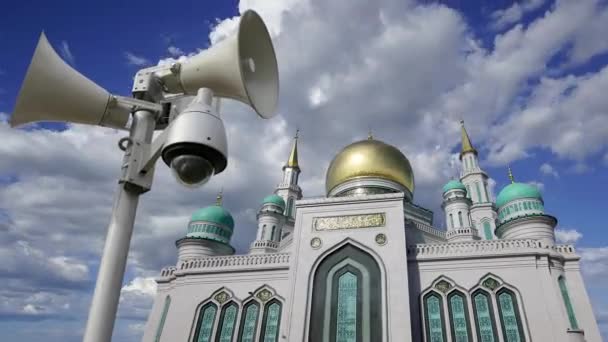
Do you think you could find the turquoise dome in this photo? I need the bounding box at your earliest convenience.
[262,194,286,209]
[496,183,542,208]
[190,205,234,230]
[443,180,467,193]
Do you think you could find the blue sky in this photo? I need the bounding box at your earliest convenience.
[1,0,607,341]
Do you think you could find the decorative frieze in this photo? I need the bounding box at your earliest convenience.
[313,213,385,231]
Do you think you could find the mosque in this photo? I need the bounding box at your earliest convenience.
[141,122,601,342]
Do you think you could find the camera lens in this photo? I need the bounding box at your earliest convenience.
[170,154,214,188]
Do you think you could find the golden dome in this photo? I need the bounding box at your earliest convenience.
[325,138,415,195]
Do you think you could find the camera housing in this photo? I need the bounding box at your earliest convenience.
[161,94,228,187]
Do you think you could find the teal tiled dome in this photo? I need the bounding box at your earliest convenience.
[262,194,286,209]
[442,180,467,193]
[496,183,542,208]
[190,205,234,230]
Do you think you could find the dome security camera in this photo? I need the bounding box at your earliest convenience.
[161,89,228,188]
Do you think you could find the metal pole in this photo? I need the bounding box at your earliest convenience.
[83,110,156,342]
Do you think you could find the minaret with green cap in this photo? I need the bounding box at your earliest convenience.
[458,120,497,240]
[175,190,235,261]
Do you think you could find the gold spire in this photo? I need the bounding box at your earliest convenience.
[216,188,223,205]
[508,166,515,184]
[286,129,299,169]
[459,120,477,159]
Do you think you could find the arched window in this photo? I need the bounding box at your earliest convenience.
[497,289,525,342]
[216,302,238,342]
[472,290,497,342]
[448,291,472,342]
[466,186,471,199]
[260,299,281,342]
[449,214,454,229]
[193,302,217,342]
[424,292,446,342]
[309,244,382,341]
[271,226,276,240]
[286,198,295,218]
[558,276,579,329]
[483,222,492,240]
[154,295,171,342]
[458,212,464,227]
[238,301,260,342]
[475,183,483,203]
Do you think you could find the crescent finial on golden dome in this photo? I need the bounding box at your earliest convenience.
[325,138,415,199]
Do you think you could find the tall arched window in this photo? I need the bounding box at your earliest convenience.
[309,244,382,342]
[458,212,464,227]
[449,214,454,229]
[261,299,281,342]
[286,198,295,218]
[558,276,579,329]
[216,302,238,342]
[496,289,525,342]
[154,295,171,342]
[194,302,218,342]
[424,292,446,342]
[475,182,483,203]
[483,222,493,240]
[238,301,260,342]
[472,290,497,342]
[448,291,472,342]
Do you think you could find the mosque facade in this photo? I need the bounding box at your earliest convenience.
[141,122,601,342]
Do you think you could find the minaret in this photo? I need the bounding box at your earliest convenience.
[275,130,303,238]
[459,120,497,240]
[250,194,286,254]
[441,179,478,242]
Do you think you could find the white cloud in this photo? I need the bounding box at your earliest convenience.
[490,0,546,30]
[555,228,583,244]
[125,52,149,66]
[121,277,157,297]
[540,162,559,178]
[526,180,544,192]
[59,41,75,65]
[167,46,183,57]
[580,247,608,284]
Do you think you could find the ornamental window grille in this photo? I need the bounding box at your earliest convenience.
[558,276,579,329]
[448,291,472,342]
[216,302,238,342]
[424,292,446,342]
[260,300,281,342]
[238,301,260,342]
[496,289,525,342]
[193,302,218,342]
[154,296,171,342]
[309,244,382,342]
[472,290,497,342]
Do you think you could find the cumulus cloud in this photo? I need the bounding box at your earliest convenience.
[490,0,546,30]
[540,162,559,178]
[555,228,583,244]
[124,52,149,66]
[167,46,183,57]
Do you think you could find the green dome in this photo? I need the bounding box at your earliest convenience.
[262,194,286,209]
[443,180,467,193]
[190,205,234,230]
[496,183,542,208]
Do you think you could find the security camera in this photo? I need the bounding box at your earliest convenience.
[161,89,228,188]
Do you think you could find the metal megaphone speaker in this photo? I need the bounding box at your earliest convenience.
[178,10,279,119]
[11,33,129,129]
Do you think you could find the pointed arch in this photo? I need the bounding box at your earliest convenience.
[260,298,282,342]
[558,275,579,330]
[216,301,239,342]
[423,291,447,342]
[193,302,218,342]
[496,288,525,342]
[447,290,472,342]
[309,242,383,342]
[237,299,260,342]
[471,289,497,342]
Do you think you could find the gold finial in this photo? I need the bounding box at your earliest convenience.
[459,119,477,160]
[216,188,223,205]
[508,166,515,184]
[286,129,299,169]
[368,127,373,140]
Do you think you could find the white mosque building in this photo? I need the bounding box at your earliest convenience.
[141,122,601,342]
